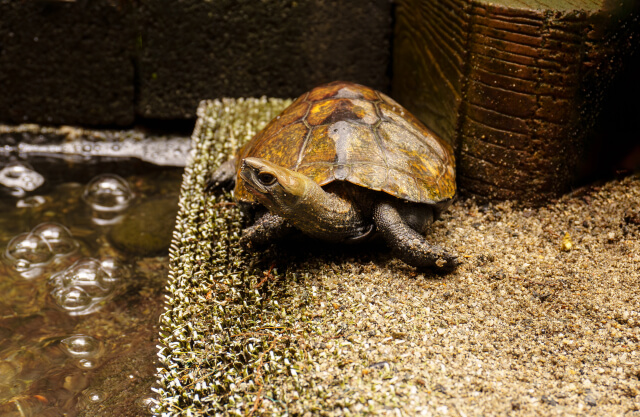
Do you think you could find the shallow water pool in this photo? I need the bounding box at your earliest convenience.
[0,157,183,416]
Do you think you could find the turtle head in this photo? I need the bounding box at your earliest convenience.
[239,157,311,215]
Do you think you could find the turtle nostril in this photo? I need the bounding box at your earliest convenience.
[257,172,277,186]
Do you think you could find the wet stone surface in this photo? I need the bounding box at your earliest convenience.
[108,197,178,256]
[0,159,182,416]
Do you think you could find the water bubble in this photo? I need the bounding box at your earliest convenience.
[5,223,79,278]
[137,396,158,413]
[98,257,129,283]
[60,259,112,298]
[83,174,133,212]
[60,335,102,359]
[49,257,123,315]
[83,388,106,403]
[0,162,45,196]
[55,286,92,312]
[77,359,95,369]
[32,223,78,256]
[83,174,134,225]
[6,233,51,267]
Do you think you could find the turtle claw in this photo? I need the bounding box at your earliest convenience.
[373,201,458,273]
[434,252,460,272]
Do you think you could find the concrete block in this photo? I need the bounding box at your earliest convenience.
[136,0,392,119]
[0,0,135,126]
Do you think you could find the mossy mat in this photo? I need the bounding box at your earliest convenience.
[155,98,640,416]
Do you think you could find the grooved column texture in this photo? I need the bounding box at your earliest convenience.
[393,0,639,204]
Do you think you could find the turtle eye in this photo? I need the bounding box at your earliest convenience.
[257,172,277,186]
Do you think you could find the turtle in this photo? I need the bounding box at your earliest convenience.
[208,81,458,270]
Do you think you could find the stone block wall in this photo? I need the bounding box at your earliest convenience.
[0,0,135,126]
[137,0,392,119]
[0,0,392,126]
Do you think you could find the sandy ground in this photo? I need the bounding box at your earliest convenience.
[264,175,640,416]
[156,99,639,416]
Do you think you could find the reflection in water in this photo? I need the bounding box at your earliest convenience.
[0,161,181,416]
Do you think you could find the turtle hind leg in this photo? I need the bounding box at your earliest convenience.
[373,200,458,272]
[206,158,236,192]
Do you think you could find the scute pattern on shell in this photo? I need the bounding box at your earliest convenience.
[235,81,456,205]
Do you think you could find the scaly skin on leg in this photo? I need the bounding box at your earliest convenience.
[240,211,296,249]
[373,201,458,271]
[206,158,237,192]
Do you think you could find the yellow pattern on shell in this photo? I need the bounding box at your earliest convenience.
[235,81,456,205]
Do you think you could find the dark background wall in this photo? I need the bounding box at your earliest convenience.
[0,0,392,126]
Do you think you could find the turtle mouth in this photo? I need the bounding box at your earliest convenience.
[239,160,270,195]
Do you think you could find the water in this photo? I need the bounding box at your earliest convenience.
[0,157,182,416]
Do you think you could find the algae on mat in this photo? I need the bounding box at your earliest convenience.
[157,96,640,416]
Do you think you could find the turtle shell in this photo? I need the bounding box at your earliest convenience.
[235,81,456,205]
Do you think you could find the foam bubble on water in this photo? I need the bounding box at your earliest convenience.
[77,359,95,369]
[32,223,79,256]
[61,260,112,298]
[137,396,158,413]
[6,233,51,267]
[82,174,134,225]
[4,223,79,279]
[55,287,92,312]
[98,257,129,283]
[0,162,45,196]
[49,257,127,315]
[82,388,106,403]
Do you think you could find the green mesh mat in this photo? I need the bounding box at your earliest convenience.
[155,97,304,415]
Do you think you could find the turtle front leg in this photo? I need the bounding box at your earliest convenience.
[206,158,237,192]
[373,201,458,271]
[240,211,296,249]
